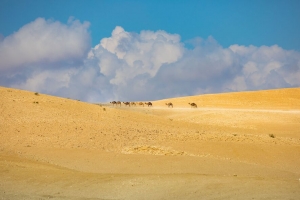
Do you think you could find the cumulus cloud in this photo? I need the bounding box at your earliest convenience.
[85,30,300,101]
[227,44,300,91]
[0,17,90,72]
[0,17,91,96]
[0,19,299,102]
[89,26,183,86]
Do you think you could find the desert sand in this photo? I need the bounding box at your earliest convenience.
[0,86,300,199]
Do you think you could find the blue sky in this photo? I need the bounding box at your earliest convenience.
[0,0,300,102]
[1,0,300,50]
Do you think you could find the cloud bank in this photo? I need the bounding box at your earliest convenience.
[0,18,299,102]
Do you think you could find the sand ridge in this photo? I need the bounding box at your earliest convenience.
[154,88,300,109]
[1,86,300,199]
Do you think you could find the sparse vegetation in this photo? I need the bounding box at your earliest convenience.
[103,108,106,111]
[269,134,275,138]
[34,92,39,96]
[33,101,39,104]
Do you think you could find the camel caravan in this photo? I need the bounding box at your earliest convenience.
[109,101,198,108]
[109,101,151,107]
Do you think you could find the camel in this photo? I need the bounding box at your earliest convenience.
[145,102,153,107]
[165,102,173,108]
[188,102,197,108]
[130,102,136,106]
[123,102,130,107]
[138,102,144,107]
[110,101,117,106]
[116,101,121,106]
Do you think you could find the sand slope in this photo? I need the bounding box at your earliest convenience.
[1,86,300,199]
[154,88,300,109]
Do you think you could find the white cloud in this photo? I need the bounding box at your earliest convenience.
[89,26,184,87]
[0,21,299,102]
[243,62,258,76]
[13,69,76,94]
[0,17,90,72]
[226,44,300,91]
[226,76,247,91]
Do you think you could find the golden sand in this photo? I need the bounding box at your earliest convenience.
[1,86,300,199]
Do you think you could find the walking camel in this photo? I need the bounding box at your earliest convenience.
[165,102,173,108]
[110,101,117,106]
[145,102,153,107]
[110,101,121,106]
[123,102,130,107]
[188,102,197,108]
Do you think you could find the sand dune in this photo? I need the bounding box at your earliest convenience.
[154,88,300,109]
[1,86,300,199]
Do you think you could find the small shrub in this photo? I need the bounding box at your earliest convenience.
[34,92,39,96]
[269,134,275,138]
[103,108,106,111]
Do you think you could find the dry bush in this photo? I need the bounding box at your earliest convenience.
[269,134,275,138]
